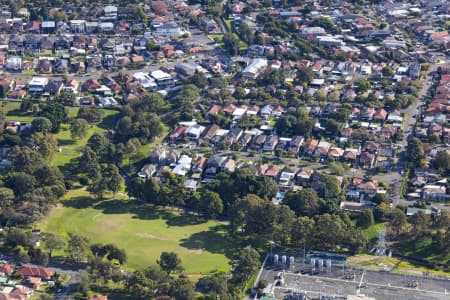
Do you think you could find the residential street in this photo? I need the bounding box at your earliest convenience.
[374,61,445,207]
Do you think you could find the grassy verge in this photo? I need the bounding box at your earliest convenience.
[362,223,385,242]
[348,254,449,276]
[392,237,450,266]
[210,34,225,47]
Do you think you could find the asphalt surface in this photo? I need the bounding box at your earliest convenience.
[260,262,450,300]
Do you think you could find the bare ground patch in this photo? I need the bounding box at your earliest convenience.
[187,249,203,255]
[136,232,169,240]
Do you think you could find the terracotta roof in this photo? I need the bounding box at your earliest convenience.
[343,149,358,160]
[208,104,222,115]
[169,126,187,139]
[373,108,387,120]
[17,266,53,279]
[265,165,280,177]
[222,104,236,113]
[304,139,319,151]
[359,151,375,162]
[328,147,344,157]
[89,295,108,300]
[0,263,13,274]
[358,181,378,191]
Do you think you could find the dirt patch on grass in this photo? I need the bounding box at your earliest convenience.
[188,249,203,255]
[136,233,168,240]
[98,217,125,231]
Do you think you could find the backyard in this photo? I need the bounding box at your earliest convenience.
[39,189,235,275]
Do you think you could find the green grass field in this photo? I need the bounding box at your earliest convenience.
[52,124,107,167]
[362,223,385,242]
[209,34,225,47]
[348,254,449,276]
[39,190,235,275]
[392,237,450,266]
[51,108,118,167]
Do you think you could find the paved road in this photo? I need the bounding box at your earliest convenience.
[0,254,81,299]
[374,62,443,207]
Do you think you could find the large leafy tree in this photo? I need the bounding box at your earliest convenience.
[199,190,223,218]
[284,188,319,217]
[232,247,260,284]
[66,234,90,263]
[41,232,66,259]
[31,117,52,133]
[70,118,89,140]
[406,138,425,168]
[158,252,184,274]
[40,103,68,133]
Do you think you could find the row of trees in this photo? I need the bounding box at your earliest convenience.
[389,208,450,259]
[230,194,367,252]
[1,228,126,267]
[127,167,279,217]
[129,166,365,253]
[0,145,66,225]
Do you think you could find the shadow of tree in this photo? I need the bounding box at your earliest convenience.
[165,214,206,227]
[62,196,96,209]
[94,200,174,221]
[6,109,33,118]
[99,113,117,129]
[179,225,237,259]
[57,138,75,146]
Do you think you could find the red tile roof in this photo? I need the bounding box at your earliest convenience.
[17,266,53,279]
[89,295,108,300]
[208,104,222,115]
[0,263,13,274]
[265,165,280,177]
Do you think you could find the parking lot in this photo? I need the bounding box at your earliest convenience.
[259,257,450,299]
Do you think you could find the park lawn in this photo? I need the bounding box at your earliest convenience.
[39,193,234,275]
[52,123,106,167]
[1,102,81,122]
[0,101,37,122]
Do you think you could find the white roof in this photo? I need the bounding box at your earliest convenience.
[387,115,403,121]
[133,72,157,88]
[104,5,118,12]
[185,179,198,189]
[243,58,268,75]
[29,77,48,86]
[100,22,114,28]
[311,78,325,85]
[98,96,118,107]
[96,85,111,92]
[317,140,331,149]
[215,129,229,136]
[42,21,55,27]
[177,154,192,165]
[70,20,85,25]
[186,124,205,136]
[151,70,172,81]
[232,108,246,117]
[7,57,21,63]
[173,164,190,176]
